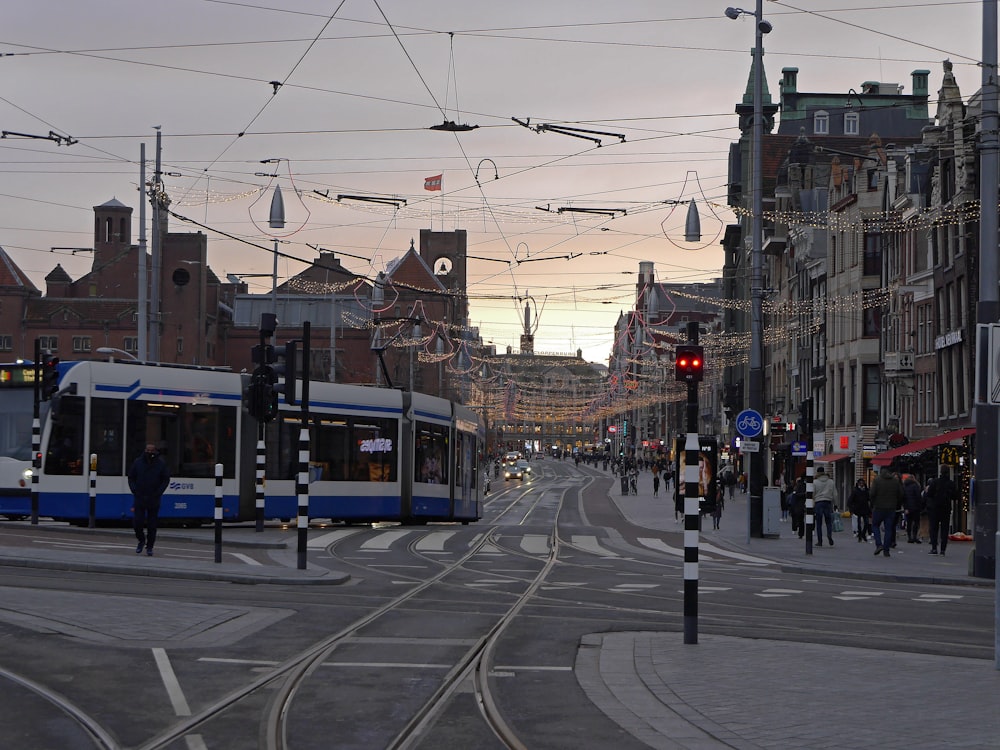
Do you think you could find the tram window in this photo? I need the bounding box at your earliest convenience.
[352,419,397,482]
[45,396,85,475]
[90,398,124,475]
[179,406,237,478]
[415,422,448,485]
[126,401,181,477]
[265,416,299,481]
[309,415,398,482]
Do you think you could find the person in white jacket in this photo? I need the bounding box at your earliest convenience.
[812,466,837,546]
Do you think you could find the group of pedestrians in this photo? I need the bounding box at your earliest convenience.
[847,467,957,557]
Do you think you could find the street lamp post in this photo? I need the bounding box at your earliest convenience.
[726,2,771,537]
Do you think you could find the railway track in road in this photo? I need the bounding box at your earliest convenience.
[131,501,567,750]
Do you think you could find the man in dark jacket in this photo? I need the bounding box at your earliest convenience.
[128,443,171,556]
[870,467,903,557]
[926,469,956,556]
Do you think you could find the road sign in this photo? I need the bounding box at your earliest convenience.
[735,409,764,438]
[741,440,760,453]
[791,440,807,456]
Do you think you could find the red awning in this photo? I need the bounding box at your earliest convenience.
[813,453,852,463]
[870,427,975,466]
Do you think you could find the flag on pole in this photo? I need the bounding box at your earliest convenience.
[424,174,442,191]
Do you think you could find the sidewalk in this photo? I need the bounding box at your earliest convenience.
[0,521,349,585]
[607,476,990,587]
[575,468,1000,750]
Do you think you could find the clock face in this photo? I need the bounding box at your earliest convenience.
[434,256,453,275]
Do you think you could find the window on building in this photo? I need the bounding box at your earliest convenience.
[0,335,11,352]
[862,364,880,424]
[123,337,138,353]
[844,112,859,135]
[863,232,882,275]
[72,336,92,353]
[176,337,184,355]
[39,336,57,352]
[861,307,882,339]
[813,111,829,135]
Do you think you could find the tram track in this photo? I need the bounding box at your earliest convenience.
[0,667,118,750]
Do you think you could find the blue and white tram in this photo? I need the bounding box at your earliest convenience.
[12,360,482,525]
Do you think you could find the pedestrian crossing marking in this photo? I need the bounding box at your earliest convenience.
[571,535,619,557]
[415,531,455,552]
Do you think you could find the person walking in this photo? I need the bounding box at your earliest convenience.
[926,469,956,556]
[847,478,872,542]
[790,476,806,538]
[128,442,171,556]
[870,466,903,557]
[652,471,660,498]
[902,474,925,544]
[711,485,724,529]
[812,466,836,546]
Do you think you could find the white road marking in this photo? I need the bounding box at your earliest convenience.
[699,541,775,565]
[915,593,964,602]
[571,535,619,557]
[153,647,191,717]
[361,531,412,550]
[637,538,716,561]
[834,591,884,601]
[756,588,802,598]
[306,529,358,549]
[415,531,455,552]
[520,534,550,555]
[229,553,261,566]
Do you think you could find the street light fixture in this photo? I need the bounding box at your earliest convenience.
[726,1,771,537]
[268,185,285,314]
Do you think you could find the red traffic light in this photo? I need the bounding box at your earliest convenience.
[675,345,704,382]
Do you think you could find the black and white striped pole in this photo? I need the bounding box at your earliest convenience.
[296,322,311,571]
[88,454,97,528]
[255,425,266,533]
[214,462,223,563]
[677,321,704,645]
[31,338,40,526]
[804,397,814,555]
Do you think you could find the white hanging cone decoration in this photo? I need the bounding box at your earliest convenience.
[685,198,701,242]
[269,185,286,229]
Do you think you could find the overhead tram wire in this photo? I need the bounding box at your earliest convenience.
[181,1,348,204]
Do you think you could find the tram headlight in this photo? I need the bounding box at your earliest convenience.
[20,467,32,487]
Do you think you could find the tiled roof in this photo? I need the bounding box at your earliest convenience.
[45,264,73,284]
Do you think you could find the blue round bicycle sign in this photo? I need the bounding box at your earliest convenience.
[736,409,764,438]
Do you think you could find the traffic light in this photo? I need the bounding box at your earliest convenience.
[272,340,298,405]
[675,345,704,382]
[40,354,59,400]
[246,366,278,422]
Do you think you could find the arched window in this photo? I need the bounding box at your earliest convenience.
[844,112,859,135]
[813,110,829,135]
[105,217,114,242]
[119,217,127,242]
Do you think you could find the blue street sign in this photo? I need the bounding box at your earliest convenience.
[735,409,764,438]
[791,441,807,456]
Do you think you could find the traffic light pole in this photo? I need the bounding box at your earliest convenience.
[31,338,40,526]
[681,320,700,645]
[255,327,267,533]
[297,322,311,571]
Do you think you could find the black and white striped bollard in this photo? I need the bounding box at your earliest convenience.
[214,462,223,563]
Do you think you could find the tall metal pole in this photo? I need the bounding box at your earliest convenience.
[31,338,40,526]
[682,321,700,645]
[297,322,311,570]
[975,0,998,584]
[748,0,766,538]
[138,144,148,362]
[149,128,162,363]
